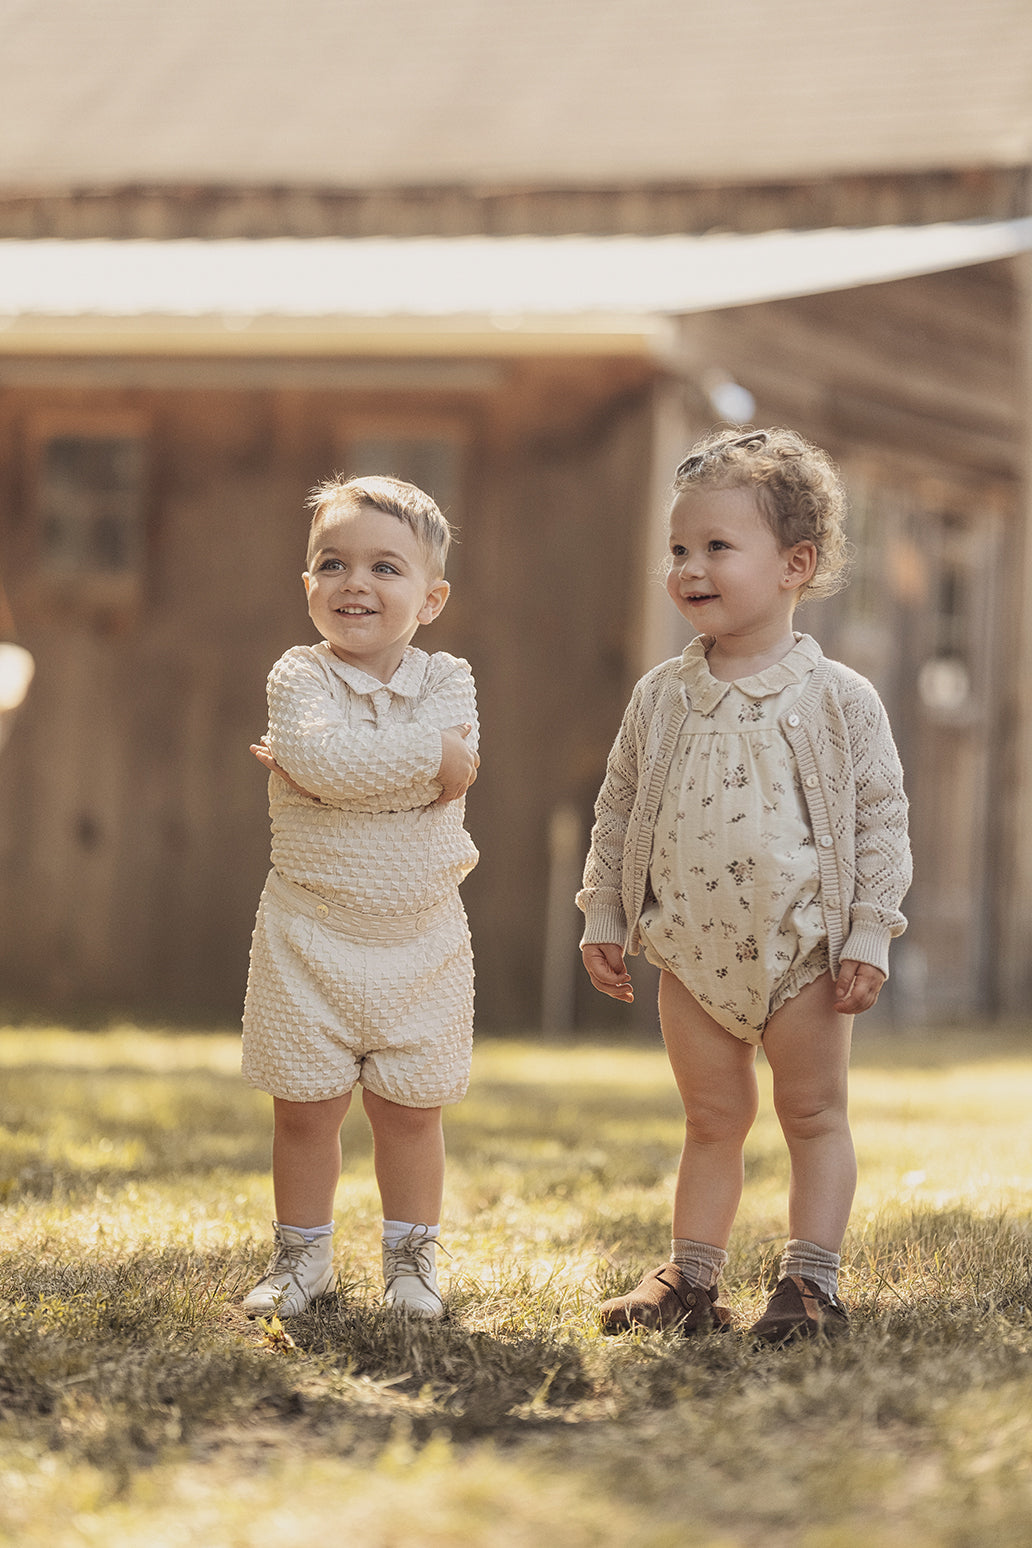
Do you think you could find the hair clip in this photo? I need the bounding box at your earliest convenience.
[675,430,769,478]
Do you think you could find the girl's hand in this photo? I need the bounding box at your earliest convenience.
[834,959,885,1014]
[582,943,634,1002]
[250,740,320,801]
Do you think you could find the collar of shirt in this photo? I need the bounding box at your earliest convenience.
[678,633,822,715]
[313,642,429,700]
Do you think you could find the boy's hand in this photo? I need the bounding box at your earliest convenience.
[435,723,479,805]
[834,959,885,1014]
[582,943,634,1003]
[250,739,320,802]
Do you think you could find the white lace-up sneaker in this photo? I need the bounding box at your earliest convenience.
[382,1227,445,1319]
[242,1224,335,1318]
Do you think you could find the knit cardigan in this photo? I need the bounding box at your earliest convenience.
[577,639,912,979]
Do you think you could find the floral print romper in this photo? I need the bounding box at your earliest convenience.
[638,635,829,1044]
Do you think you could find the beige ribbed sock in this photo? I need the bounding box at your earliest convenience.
[780,1238,841,1299]
[671,1238,728,1291]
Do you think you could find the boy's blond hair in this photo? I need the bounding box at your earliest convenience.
[306,474,454,578]
[673,428,850,599]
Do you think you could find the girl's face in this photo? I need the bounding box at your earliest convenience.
[303,502,449,682]
[665,484,815,648]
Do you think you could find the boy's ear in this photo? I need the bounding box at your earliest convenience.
[302,571,312,596]
[783,542,818,592]
[418,578,450,625]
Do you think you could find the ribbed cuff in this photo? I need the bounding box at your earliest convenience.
[838,923,891,979]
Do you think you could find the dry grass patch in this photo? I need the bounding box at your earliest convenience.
[0,1021,1030,1545]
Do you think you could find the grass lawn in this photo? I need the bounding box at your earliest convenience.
[1,1019,1031,1546]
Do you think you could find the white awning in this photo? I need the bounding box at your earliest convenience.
[0,220,1029,357]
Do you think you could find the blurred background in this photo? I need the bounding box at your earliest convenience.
[0,0,1030,1033]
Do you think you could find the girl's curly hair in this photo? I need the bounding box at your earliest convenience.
[673,428,850,599]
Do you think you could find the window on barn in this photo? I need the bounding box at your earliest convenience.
[32,423,149,614]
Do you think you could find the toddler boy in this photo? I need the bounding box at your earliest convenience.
[241,474,479,1319]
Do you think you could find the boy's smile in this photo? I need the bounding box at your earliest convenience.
[303,503,449,682]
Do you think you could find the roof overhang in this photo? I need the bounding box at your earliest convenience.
[0,220,1030,360]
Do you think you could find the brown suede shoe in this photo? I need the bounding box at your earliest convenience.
[599,1263,731,1334]
[749,1275,850,1345]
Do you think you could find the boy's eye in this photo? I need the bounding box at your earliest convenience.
[373,562,399,575]
[318,558,344,571]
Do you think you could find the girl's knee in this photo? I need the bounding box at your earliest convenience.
[774,1090,849,1143]
[684,1092,757,1147]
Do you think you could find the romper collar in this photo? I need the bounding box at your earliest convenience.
[678,633,822,715]
[312,641,429,700]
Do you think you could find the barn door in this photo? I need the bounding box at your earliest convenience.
[807,482,1004,1022]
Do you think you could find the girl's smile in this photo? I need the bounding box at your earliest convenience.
[666,484,815,678]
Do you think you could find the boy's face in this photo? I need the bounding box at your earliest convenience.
[303,502,449,682]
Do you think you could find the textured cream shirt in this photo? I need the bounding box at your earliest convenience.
[265,642,479,914]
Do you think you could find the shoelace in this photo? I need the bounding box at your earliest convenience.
[384,1236,435,1284]
[261,1235,319,1284]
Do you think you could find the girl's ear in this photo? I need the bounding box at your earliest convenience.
[418,578,451,625]
[783,542,818,592]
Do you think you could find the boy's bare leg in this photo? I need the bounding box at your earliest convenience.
[363,1089,445,1223]
[761,971,856,1251]
[272,1091,352,1227]
[659,969,760,1247]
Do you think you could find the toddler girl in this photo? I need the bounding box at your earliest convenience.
[578,428,911,1342]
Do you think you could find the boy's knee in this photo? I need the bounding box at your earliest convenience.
[273,1093,349,1140]
[363,1088,442,1134]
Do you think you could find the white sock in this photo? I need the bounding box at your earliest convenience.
[277,1221,334,1243]
[780,1238,840,1299]
[671,1238,728,1291]
[382,1219,439,1248]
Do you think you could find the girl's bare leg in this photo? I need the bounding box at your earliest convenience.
[658,970,760,1247]
[761,971,856,1251]
[272,1091,352,1227]
[363,1089,445,1224]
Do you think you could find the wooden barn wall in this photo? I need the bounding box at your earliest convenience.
[674,259,1023,1018]
[0,166,1025,239]
[0,359,653,1028]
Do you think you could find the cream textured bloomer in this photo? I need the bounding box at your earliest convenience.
[241,643,479,1106]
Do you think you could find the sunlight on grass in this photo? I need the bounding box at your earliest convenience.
[1,1021,1031,1546]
